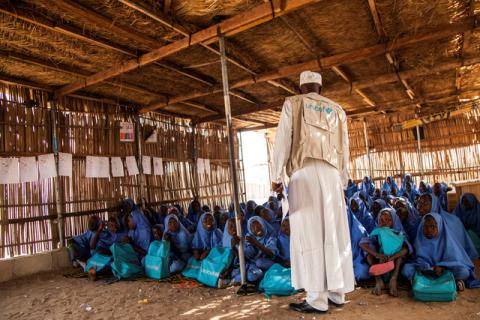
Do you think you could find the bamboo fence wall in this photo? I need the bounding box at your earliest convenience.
[0,83,245,259]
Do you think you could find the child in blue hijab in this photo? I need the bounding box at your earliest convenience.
[418,181,432,195]
[164,214,193,273]
[125,209,152,259]
[218,218,241,285]
[360,176,376,197]
[186,200,204,231]
[192,213,223,260]
[345,179,358,200]
[454,193,480,236]
[244,200,257,221]
[360,208,411,297]
[432,182,450,212]
[347,207,370,282]
[371,199,390,220]
[349,195,376,234]
[417,193,478,260]
[402,213,480,290]
[67,215,100,266]
[277,216,290,268]
[401,182,419,204]
[400,173,416,194]
[395,197,421,243]
[259,207,280,235]
[382,176,399,196]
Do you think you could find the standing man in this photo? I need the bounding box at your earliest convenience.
[272,71,354,313]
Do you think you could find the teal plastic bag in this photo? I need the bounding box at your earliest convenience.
[84,253,112,273]
[110,243,144,280]
[259,263,297,298]
[413,270,457,302]
[467,230,480,254]
[144,240,170,280]
[370,227,405,256]
[181,256,202,280]
[197,247,233,287]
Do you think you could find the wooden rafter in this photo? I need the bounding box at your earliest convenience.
[141,17,478,113]
[54,0,319,98]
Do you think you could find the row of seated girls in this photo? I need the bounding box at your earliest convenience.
[67,196,290,286]
[346,173,480,297]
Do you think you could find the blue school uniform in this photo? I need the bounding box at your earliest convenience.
[192,213,223,251]
[244,200,257,220]
[347,208,370,281]
[277,217,290,262]
[382,176,399,196]
[70,229,96,260]
[397,197,421,243]
[262,208,280,235]
[345,180,358,200]
[402,213,480,288]
[164,214,193,273]
[128,209,152,260]
[349,195,376,234]
[454,193,480,236]
[186,201,204,230]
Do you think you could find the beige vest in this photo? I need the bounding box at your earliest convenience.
[286,93,346,177]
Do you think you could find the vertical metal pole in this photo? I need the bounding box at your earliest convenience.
[416,125,424,180]
[191,122,200,198]
[218,30,247,285]
[363,119,372,177]
[135,115,146,209]
[48,100,64,248]
[238,132,247,203]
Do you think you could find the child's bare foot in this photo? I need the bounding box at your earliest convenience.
[88,268,97,281]
[389,277,399,297]
[456,280,465,292]
[372,277,384,295]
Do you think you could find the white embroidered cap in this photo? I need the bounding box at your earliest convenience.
[299,71,322,86]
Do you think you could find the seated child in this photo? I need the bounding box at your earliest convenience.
[152,224,164,241]
[402,213,480,291]
[124,210,152,260]
[277,216,290,268]
[417,193,478,260]
[360,208,410,297]
[245,200,257,220]
[164,214,193,273]
[349,195,376,233]
[192,213,223,261]
[347,208,370,282]
[234,216,278,283]
[395,197,421,243]
[260,207,280,234]
[186,199,204,229]
[371,199,390,220]
[67,215,99,266]
[454,193,480,237]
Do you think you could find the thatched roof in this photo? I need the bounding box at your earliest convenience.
[0,0,479,129]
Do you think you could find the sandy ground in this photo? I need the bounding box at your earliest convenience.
[1,268,480,320]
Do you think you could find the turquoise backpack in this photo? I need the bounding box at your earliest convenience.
[84,253,112,273]
[412,270,457,302]
[181,256,202,279]
[144,240,170,280]
[259,263,297,298]
[370,227,405,256]
[197,247,233,287]
[110,243,144,280]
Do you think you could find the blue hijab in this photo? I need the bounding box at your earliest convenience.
[360,176,375,196]
[418,180,432,195]
[222,218,235,248]
[413,213,480,288]
[127,209,152,255]
[347,207,369,269]
[400,173,417,193]
[118,198,136,232]
[97,228,127,251]
[432,183,449,212]
[261,207,280,234]
[382,176,399,195]
[349,195,376,233]
[277,216,290,261]
[397,197,421,243]
[345,179,358,200]
[164,214,192,253]
[186,200,203,226]
[192,213,223,250]
[244,200,257,220]
[245,216,278,260]
[454,193,480,236]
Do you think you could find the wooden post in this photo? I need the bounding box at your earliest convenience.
[238,132,248,202]
[416,125,425,180]
[218,30,247,285]
[363,119,373,177]
[48,100,65,248]
[191,122,200,198]
[135,115,146,209]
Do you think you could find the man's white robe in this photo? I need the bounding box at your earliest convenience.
[272,92,355,294]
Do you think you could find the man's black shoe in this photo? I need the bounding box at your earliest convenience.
[289,300,327,314]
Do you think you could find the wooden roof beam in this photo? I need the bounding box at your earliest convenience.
[141,17,478,113]
[54,0,319,98]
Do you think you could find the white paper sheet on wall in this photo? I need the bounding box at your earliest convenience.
[126,156,139,176]
[111,157,124,177]
[38,154,57,179]
[204,158,211,175]
[86,156,110,178]
[142,156,152,175]
[197,158,205,175]
[0,157,20,184]
[153,157,164,175]
[19,157,38,183]
[58,153,73,177]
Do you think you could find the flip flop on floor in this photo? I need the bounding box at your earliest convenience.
[237,283,259,296]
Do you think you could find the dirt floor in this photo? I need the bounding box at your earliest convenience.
[1,268,480,320]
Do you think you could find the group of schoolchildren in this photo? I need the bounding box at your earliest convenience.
[67,197,290,287]
[346,173,480,297]
[67,173,480,298]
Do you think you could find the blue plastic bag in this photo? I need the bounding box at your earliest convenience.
[181,256,202,279]
[197,247,233,287]
[110,243,144,280]
[370,227,405,256]
[259,263,297,297]
[144,240,170,280]
[413,270,457,302]
[84,253,112,273]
